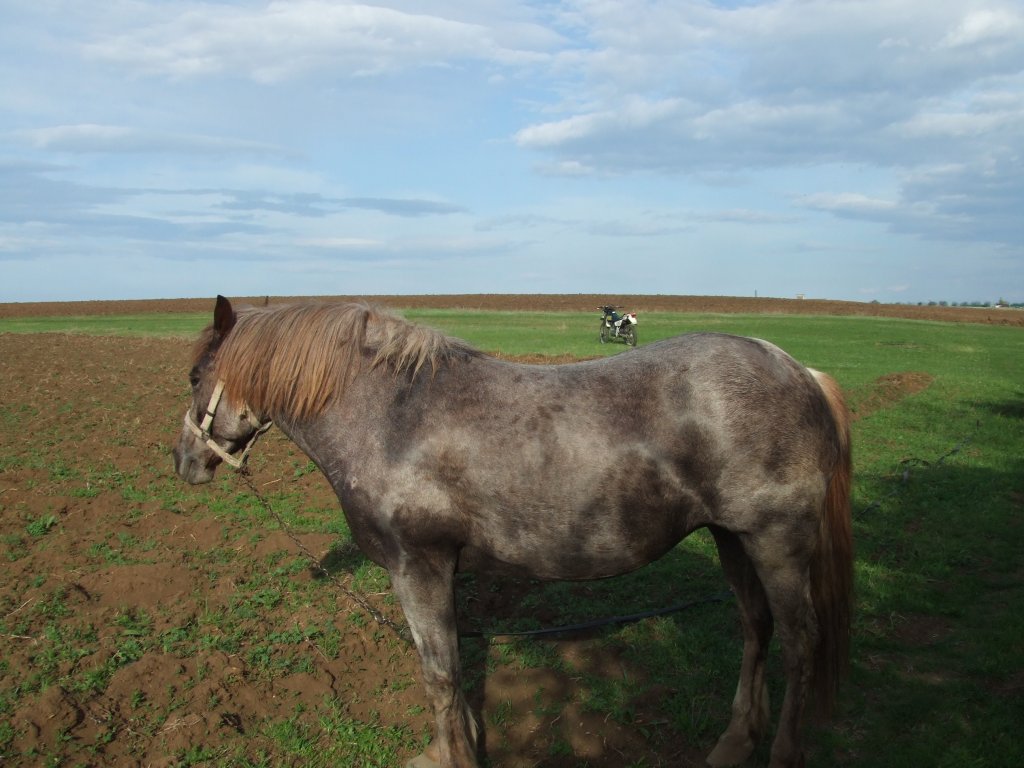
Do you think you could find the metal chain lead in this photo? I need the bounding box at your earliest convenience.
[237,470,413,645]
[857,430,975,518]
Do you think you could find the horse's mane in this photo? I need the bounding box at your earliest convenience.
[194,302,480,421]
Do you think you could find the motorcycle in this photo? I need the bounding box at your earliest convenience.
[598,305,638,346]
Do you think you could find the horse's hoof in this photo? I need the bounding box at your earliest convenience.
[406,753,441,768]
[706,731,755,767]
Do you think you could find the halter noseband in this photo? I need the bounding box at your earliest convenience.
[184,380,273,470]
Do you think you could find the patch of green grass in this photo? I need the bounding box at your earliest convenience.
[0,313,208,337]
[25,515,58,538]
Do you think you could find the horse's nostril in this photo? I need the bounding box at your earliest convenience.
[172,447,188,478]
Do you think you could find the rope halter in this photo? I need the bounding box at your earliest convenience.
[183,380,273,469]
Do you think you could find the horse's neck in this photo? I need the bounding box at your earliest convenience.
[267,381,378,471]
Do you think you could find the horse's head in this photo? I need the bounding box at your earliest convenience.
[172,295,272,484]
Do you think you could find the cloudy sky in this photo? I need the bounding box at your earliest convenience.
[1,0,1021,303]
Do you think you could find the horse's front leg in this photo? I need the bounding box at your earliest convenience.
[390,551,478,768]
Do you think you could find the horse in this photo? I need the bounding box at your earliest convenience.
[172,296,853,768]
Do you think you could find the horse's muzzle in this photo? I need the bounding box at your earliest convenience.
[172,430,218,485]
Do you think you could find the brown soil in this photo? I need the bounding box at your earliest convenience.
[848,372,935,421]
[2,293,1022,325]
[0,295,982,767]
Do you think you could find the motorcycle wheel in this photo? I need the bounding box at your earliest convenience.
[599,323,610,343]
[624,326,637,346]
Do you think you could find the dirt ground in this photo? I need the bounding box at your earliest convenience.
[0,295,994,767]
[2,293,1022,326]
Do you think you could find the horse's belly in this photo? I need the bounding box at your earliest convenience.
[459,510,692,581]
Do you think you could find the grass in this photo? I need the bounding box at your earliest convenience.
[0,313,209,337]
[1,306,1022,766]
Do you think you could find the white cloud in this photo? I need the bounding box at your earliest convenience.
[516,96,690,147]
[892,91,1024,139]
[802,193,900,216]
[941,7,1024,48]
[799,148,1024,248]
[82,1,560,82]
[298,237,386,250]
[534,159,598,177]
[13,124,295,157]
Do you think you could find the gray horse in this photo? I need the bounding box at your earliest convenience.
[173,296,852,768]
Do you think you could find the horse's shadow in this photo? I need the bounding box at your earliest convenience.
[317,540,731,766]
[978,391,1024,420]
[318,541,367,575]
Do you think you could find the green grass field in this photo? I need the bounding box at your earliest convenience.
[1,307,1021,767]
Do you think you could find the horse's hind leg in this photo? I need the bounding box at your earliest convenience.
[746,537,818,768]
[390,554,479,768]
[707,527,774,767]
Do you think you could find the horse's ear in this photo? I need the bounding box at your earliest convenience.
[213,295,236,336]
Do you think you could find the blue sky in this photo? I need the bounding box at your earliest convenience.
[1,0,1021,303]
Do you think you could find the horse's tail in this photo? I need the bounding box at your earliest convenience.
[808,369,853,714]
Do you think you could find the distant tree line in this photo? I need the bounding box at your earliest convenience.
[871,299,1023,308]
[921,299,1023,308]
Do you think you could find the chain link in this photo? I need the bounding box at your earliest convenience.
[857,431,975,518]
[237,470,413,645]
